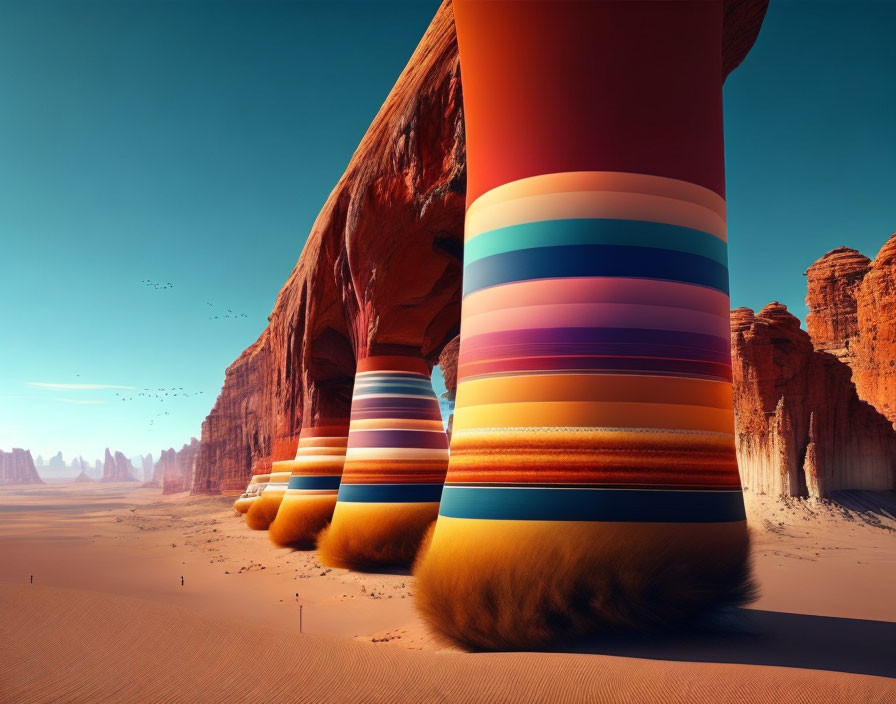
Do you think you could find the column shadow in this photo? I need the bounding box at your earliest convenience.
[553,609,896,678]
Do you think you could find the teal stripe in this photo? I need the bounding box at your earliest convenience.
[465,218,728,268]
[438,485,746,522]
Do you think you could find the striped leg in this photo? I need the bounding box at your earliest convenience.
[268,422,350,548]
[318,356,449,568]
[414,0,756,649]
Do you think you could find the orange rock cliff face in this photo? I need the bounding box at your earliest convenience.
[731,303,895,498]
[806,235,896,426]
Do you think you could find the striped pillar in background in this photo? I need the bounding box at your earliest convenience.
[318,356,449,568]
[268,421,349,548]
[233,473,269,515]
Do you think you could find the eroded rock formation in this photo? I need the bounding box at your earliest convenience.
[806,234,896,426]
[102,448,137,482]
[732,303,895,497]
[158,438,200,494]
[0,449,42,485]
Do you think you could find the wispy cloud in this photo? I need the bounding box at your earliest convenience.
[27,382,133,391]
[54,398,107,405]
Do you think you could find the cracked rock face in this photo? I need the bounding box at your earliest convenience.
[731,303,895,498]
[806,234,896,427]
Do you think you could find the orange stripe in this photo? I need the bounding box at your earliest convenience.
[453,401,734,433]
[457,374,732,408]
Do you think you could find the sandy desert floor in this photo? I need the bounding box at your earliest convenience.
[0,481,894,703]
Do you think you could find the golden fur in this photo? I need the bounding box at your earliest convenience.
[244,492,284,531]
[233,497,254,515]
[413,518,755,651]
[268,494,338,549]
[317,502,439,569]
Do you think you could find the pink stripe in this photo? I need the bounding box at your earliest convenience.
[462,277,730,319]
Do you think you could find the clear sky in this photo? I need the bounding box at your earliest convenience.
[1,1,893,463]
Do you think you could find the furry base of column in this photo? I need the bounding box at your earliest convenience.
[233,497,254,514]
[268,494,338,549]
[317,502,439,569]
[414,518,754,651]
[245,491,285,530]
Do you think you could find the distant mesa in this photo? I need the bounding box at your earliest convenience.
[102,448,139,482]
[157,438,199,494]
[0,448,43,485]
[74,468,94,483]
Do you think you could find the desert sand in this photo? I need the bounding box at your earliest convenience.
[1,482,894,703]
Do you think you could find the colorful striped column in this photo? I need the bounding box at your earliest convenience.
[414,0,755,649]
[233,474,269,515]
[268,421,350,548]
[317,355,449,568]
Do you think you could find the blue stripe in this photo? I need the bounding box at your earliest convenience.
[337,483,444,503]
[464,219,728,267]
[437,485,746,522]
[462,244,729,297]
[288,475,341,491]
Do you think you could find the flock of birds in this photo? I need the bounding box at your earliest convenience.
[134,277,249,430]
[141,278,249,320]
[205,301,249,320]
[142,279,174,290]
[114,387,205,402]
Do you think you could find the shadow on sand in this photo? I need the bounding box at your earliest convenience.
[558,609,896,679]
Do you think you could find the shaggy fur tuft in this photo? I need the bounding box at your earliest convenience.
[268,494,337,548]
[244,492,285,531]
[317,502,439,569]
[413,518,755,651]
[233,498,254,515]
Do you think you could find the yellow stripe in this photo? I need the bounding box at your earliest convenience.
[457,374,732,408]
[453,401,734,434]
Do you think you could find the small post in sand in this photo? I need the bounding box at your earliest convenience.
[30,575,33,584]
[180,575,184,587]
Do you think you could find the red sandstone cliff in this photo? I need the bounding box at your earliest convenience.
[191,0,769,494]
[732,303,895,498]
[806,235,896,426]
[158,438,200,494]
[0,449,43,485]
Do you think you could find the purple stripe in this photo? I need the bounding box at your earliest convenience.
[350,397,441,412]
[351,410,443,422]
[347,429,449,450]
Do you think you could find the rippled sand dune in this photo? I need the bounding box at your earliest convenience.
[0,483,893,703]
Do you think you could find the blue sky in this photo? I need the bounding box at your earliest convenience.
[1,1,893,462]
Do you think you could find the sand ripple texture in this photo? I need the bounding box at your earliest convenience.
[1,582,893,704]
